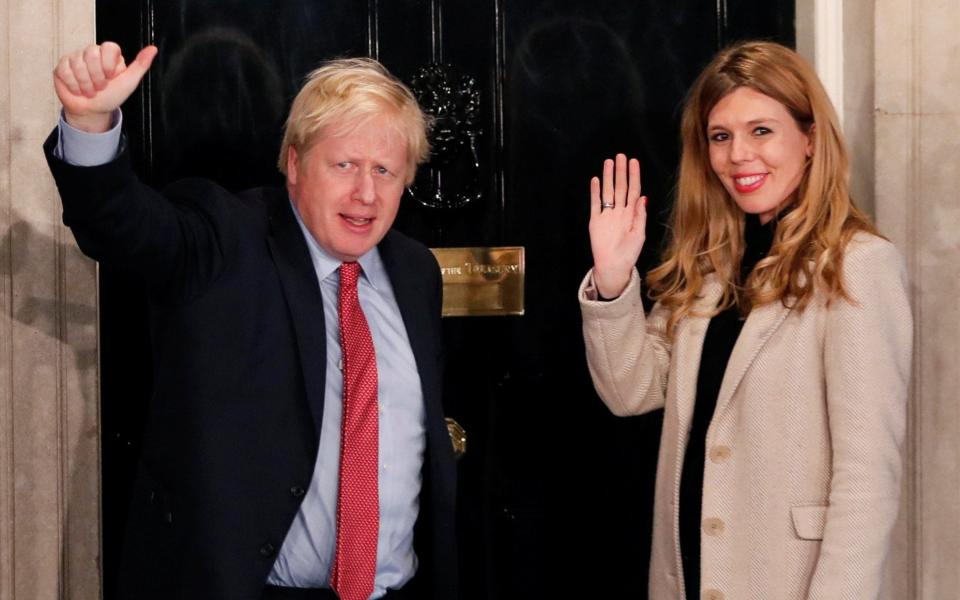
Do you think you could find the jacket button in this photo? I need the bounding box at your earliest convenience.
[702,517,725,536]
[708,445,731,463]
[702,589,724,600]
[259,542,277,557]
[289,485,306,499]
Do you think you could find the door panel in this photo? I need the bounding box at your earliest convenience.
[94,2,793,598]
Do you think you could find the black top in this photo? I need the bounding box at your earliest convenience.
[679,214,775,598]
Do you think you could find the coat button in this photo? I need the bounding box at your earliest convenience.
[289,485,306,499]
[702,589,724,600]
[702,517,725,536]
[708,445,731,463]
[259,542,277,557]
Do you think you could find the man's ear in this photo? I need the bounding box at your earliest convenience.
[286,146,299,185]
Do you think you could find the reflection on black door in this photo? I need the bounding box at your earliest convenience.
[95,1,792,598]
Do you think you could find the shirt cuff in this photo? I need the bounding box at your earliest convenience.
[55,109,123,166]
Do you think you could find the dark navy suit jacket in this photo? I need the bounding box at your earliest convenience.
[44,131,456,600]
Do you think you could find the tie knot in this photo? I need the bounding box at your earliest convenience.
[340,262,362,290]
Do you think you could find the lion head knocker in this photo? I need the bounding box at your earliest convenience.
[407,64,482,210]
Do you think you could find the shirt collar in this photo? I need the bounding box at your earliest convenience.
[288,198,387,289]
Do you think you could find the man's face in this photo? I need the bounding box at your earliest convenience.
[286,114,409,262]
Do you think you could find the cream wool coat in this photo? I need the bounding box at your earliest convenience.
[579,233,911,600]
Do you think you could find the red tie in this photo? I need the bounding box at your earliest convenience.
[331,262,379,600]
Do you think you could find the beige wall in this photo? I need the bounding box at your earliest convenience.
[0,0,100,599]
[876,1,960,598]
[1,1,957,599]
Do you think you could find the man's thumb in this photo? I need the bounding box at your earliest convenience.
[124,45,158,81]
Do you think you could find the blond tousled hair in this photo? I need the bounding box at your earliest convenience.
[646,41,878,335]
[278,57,430,184]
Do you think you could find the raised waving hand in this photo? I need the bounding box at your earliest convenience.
[53,42,157,133]
[588,154,648,299]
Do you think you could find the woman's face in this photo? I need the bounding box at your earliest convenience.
[706,87,813,223]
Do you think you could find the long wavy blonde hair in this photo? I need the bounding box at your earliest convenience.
[646,41,878,335]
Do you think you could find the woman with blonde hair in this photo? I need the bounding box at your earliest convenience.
[580,41,911,599]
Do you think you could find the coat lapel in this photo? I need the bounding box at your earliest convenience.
[673,276,724,438]
[266,195,328,438]
[713,295,792,419]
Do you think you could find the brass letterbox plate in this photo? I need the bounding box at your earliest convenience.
[430,247,525,317]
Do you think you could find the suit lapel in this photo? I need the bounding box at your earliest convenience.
[377,231,447,458]
[379,231,457,584]
[266,195,328,438]
[378,232,440,408]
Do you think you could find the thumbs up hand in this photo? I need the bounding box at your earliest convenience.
[53,42,157,133]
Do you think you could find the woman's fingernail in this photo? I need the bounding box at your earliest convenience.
[642,196,648,207]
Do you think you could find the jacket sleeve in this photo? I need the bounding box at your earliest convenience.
[807,236,912,599]
[579,266,672,416]
[43,128,238,303]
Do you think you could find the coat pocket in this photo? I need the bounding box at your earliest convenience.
[790,504,828,540]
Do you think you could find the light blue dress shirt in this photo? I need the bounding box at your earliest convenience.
[57,112,426,597]
[55,110,123,164]
[267,208,425,595]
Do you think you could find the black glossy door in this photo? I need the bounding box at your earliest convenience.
[95,2,793,598]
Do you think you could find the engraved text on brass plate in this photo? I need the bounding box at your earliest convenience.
[430,247,525,317]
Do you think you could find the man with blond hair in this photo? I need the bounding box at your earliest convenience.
[45,42,456,600]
